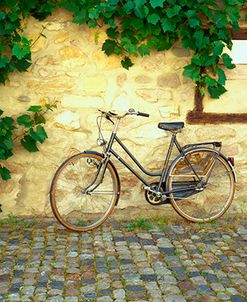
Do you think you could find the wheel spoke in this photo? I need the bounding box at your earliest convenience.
[89,191,114,195]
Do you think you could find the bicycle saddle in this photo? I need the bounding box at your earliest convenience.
[158,122,184,132]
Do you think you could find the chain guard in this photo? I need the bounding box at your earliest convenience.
[144,182,168,206]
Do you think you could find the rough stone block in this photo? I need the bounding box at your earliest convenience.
[159,106,179,118]
[62,95,103,108]
[46,22,65,31]
[54,32,70,44]
[84,76,107,91]
[135,75,153,84]
[132,124,165,139]
[17,95,31,102]
[59,46,87,66]
[157,73,181,88]
[172,47,191,57]
[55,111,81,130]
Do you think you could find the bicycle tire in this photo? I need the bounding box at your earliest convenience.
[50,152,120,232]
[166,147,235,222]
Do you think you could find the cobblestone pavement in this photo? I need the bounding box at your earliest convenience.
[0,219,246,302]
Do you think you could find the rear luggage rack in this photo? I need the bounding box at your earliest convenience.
[182,141,222,151]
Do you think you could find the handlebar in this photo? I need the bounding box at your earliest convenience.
[137,111,149,117]
[98,108,149,119]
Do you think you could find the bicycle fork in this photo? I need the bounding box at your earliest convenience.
[82,155,110,194]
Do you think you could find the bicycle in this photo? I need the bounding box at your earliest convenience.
[50,109,236,232]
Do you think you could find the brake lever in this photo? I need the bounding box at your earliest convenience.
[105,114,114,124]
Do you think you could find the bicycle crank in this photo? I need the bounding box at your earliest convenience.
[144,182,169,206]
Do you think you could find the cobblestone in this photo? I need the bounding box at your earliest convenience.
[0,219,246,301]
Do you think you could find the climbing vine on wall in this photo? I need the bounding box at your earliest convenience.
[0,0,246,98]
[0,103,56,181]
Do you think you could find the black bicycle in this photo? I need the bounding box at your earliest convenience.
[50,109,236,232]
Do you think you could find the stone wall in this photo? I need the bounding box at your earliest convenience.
[0,9,247,217]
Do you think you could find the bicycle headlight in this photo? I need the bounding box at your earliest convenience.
[97,138,106,146]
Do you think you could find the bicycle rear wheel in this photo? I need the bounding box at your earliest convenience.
[50,152,120,232]
[167,148,235,222]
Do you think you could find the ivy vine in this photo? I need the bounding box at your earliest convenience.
[0,103,57,181]
[0,0,246,97]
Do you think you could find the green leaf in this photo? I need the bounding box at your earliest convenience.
[121,37,137,54]
[30,125,48,144]
[222,53,235,69]
[150,0,165,9]
[191,53,204,66]
[213,11,229,28]
[0,11,6,20]
[135,0,147,6]
[0,165,11,181]
[121,57,134,69]
[106,27,119,39]
[216,67,226,85]
[226,0,243,4]
[147,13,160,25]
[183,64,201,81]
[1,116,15,127]
[17,114,34,128]
[0,110,3,116]
[218,28,230,41]
[130,18,144,30]
[2,136,13,150]
[73,9,88,24]
[191,53,216,67]
[205,76,218,87]
[185,10,196,18]
[166,5,181,18]
[138,44,150,56]
[208,84,227,99]
[12,44,28,60]
[102,39,118,56]
[0,56,9,68]
[88,7,100,19]
[12,36,31,60]
[188,18,200,28]
[134,1,149,19]
[161,18,176,32]
[14,57,32,72]
[193,30,210,50]
[0,117,15,134]
[108,0,120,4]
[123,1,135,12]
[205,56,216,66]
[200,86,206,96]
[147,34,173,51]
[27,105,42,112]
[87,20,98,28]
[212,41,224,57]
[226,5,240,29]
[21,135,39,152]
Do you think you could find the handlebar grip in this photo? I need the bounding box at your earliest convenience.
[138,111,149,118]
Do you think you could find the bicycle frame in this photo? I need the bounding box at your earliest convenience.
[102,122,188,193]
[86,117,223,197]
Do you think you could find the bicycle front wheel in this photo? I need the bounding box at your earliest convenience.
[50,152,120,232]
[167,148,235,222]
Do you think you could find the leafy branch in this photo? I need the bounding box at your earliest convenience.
[0,102,57,181]
[0,0,246,99]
